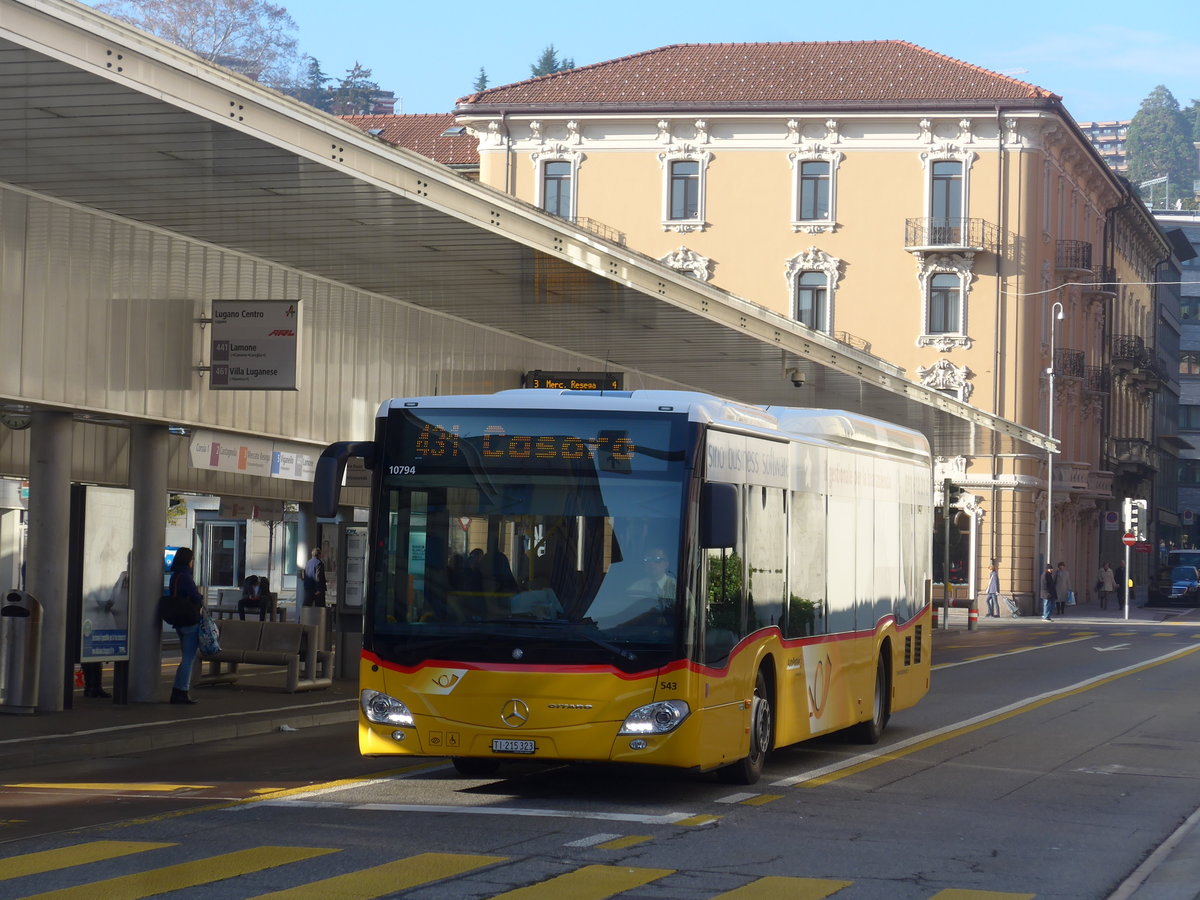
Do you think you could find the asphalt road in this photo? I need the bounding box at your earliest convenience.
[3,620,1200,899]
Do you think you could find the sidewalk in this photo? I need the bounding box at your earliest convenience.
[0,656,358,771]
[936,597,1197,629]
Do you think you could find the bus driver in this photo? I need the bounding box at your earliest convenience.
[589,547,677,629]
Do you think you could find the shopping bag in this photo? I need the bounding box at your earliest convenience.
[1066,590,1077,606]
[198,612,222,656]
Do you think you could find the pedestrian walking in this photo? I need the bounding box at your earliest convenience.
[1054,561,1073,616]
[1096,562,1116,610]
[985,563,1001,618]
[1041,565,1056,621]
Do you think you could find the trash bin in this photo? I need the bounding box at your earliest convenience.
[0,590,41,715]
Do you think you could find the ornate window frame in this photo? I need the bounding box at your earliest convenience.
[659,245,712,282]
[916,252,974,350]
[788,146,843,233]
[785,246,841,334]
[658,146,711,233]
[531,144,583,219]
[919,140,976,222]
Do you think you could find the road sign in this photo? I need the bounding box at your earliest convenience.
[1122,532,1137,546]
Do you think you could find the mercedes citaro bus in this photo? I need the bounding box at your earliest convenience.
[313,389,933,783]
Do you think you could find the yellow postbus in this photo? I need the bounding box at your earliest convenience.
[314,389,932,784]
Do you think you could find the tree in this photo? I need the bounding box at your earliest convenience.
[473,67,489,92]
[327,62,379,116]
[1126,85,1197,209]
[97,0,300,89]
[530,44,574,78]
[293,55,332,109]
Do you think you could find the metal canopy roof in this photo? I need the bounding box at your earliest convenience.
[0,0,1051,457]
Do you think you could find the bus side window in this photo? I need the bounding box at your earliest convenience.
[704,547,741,665]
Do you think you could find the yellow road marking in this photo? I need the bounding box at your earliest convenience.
[929,891,1035,899]
[596,836,652,850]
[674,814,720,826]
[21,846,337,900]
[739,794,782,806]
[5,783,212,793]
[247,852,505,899]
[1152,632,1176,637]
[0,841,174,881]
[488,863,673,899]
[712,876,851,899]
[791,644,1200,788]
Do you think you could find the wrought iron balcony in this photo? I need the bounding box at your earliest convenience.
[1056,240,1093,272]
[1052,348,1085,378]
[1112,334,1151,368]
[1084,365,1111,393]
[1088,265,1118,293]
[904,217,998,253]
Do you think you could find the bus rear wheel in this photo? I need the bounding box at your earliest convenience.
[850,653,890,744]
[718,669,772,785]
[451,757,501,777]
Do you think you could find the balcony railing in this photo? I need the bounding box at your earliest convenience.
[1084,365,1111,393]
[571,216,626,247]
[904,217,999,253]
[1090,265,1117,292]
[1113,334,1151,367]
[1056,240,1093,271]
[832,331,872,353]
[1052,347,1085,378]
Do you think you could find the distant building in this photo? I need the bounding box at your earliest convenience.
[1077,120,1129,173]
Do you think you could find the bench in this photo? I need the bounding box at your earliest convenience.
[195,620,332,692]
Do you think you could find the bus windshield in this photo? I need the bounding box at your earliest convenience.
[368,407,693,669]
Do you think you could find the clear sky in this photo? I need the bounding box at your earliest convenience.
[270,0,1198,123]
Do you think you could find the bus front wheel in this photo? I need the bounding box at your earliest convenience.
[850,653,891,744]
[451,757,501,777]
[717,668,772,785]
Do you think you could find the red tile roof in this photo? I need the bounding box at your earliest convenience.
[341,113,478,167]
[456,41,1058,110]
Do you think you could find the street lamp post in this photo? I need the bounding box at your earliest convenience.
[1046,301,1064,582]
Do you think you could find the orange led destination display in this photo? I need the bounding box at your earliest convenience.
[524,370,623,391]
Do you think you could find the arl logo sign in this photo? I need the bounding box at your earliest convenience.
[268,329,295,336]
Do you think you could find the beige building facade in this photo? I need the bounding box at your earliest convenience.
[444,42,1169,607]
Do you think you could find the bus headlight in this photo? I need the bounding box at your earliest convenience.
[618,700,690,735]
[361,689,415,727]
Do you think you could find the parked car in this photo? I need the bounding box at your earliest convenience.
[1159,565,1200,605]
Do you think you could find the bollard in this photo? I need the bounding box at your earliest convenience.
[967,605,978,631]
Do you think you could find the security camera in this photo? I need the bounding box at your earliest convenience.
[787,368,805,388]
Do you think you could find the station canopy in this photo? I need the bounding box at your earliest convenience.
[0,0,1051,458]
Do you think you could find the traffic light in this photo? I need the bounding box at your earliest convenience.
[943,479,963,508]
[1123,497,1147,541]
[1130,499,1146,541]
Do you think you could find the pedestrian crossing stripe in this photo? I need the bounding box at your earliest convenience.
[18,846,337,900]
[247,852,506,899]
[709,876,850,899]
[0,844,1048,899]
[0,841,175,880]
[486,863,675,899]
